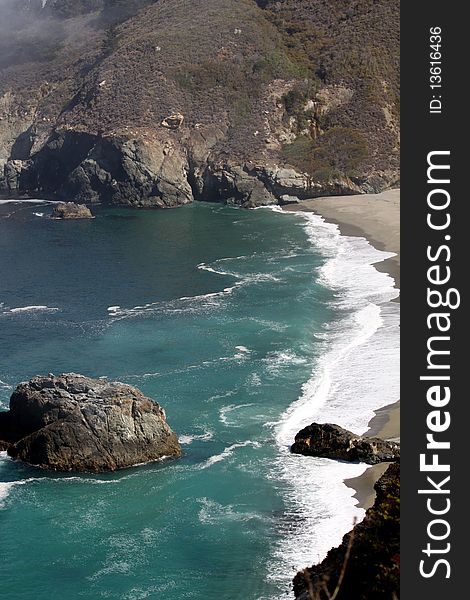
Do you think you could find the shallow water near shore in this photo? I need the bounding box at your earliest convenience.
[0,201,399,599]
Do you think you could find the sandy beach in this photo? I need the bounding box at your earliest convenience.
[284,188,400,508]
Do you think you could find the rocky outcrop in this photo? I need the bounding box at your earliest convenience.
[293,463,400,600]
[1,117,388,208]
[291,423,400,465]
[161,113,184,130]
[2,134,369,208]
[201,163,277,208]
[4,131,194,208]
[51,202,93,219]
[0,374,181,472]
[0,1,399,207]
[3,159,31,192]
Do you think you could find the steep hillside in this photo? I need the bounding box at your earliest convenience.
[259,0,400,183]
[0,0,399,207]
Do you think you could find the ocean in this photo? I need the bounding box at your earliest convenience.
[0,200,399,600]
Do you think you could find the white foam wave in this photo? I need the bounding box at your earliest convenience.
[107,283,242,319]
[199,441,261,469]
[33,212,45,217]
[251,205,284,213]
[198,497,271,526]
[0,450,142,509]
[303,213,399,307]
[268,454,367,588]
[0,199,55,205]
[235,345,250,354]
[107,257,282,320]
[247,372,262,387]
[219,403,255,426]
[179,430,214,445]
[207,388,238,403]
[179,286,238,301]
[264,351,308,374]
[0,481,20,509]
[213,254,252,263]
[7,305,59,314]
[234,345,252,360]
[0,453,27,509]
[276,303,389,447]
[197,263,234,277]
[268,209,400,594]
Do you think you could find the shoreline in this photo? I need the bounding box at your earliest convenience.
[283,188,400,509]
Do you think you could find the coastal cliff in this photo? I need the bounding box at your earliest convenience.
[0,0,399,207]
[293,463,400,600]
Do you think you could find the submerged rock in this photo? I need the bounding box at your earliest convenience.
[291,422,400,464]
[51,202,93,219]
[0,374,181,472]
[293,463,400,599]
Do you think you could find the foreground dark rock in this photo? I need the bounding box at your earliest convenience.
[291,423,400,465]
[0,374,181,472]
[51,202,93,219]
[293,463,400,600]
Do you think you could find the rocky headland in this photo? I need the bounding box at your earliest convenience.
[293,463,400,600]
[291,422,400,465]
[0,0,399,208]
[0,373,181,472]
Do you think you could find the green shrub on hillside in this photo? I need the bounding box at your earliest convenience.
[281,127,369,181]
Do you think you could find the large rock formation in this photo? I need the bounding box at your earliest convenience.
[293,463,400,600]
[291,422,400,465]
[0,374,181,472]
[51,202,93,219]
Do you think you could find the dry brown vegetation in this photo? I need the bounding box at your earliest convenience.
[0,0,399,186]
[259,0,399,178]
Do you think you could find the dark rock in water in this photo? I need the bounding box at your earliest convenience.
[51,202,93,219]
[0,374,181,472]
[293,463,400,600]
[291,422,400,464]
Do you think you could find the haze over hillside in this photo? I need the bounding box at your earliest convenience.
[0,0,399,207]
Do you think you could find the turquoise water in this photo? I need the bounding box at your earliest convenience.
[0,201,399,599]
